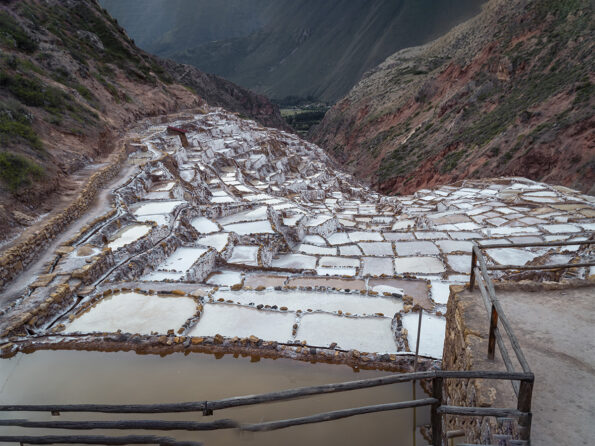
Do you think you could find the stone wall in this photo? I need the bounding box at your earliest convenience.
[0,142,128,291]
[441,286,520,444]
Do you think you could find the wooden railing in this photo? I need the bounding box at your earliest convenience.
[468,237,594,442]
[0,370,533,446]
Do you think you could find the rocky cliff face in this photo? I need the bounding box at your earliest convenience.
[312,0,594,195]
[0,0,285,240]
[100,0,484,103]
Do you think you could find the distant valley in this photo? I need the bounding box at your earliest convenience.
[100,0,485,103]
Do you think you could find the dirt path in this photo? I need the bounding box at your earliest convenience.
[0,162,138,307]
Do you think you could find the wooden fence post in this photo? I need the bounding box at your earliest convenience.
[431,377,443,446]
[469,248,477,291]
[488,304,498,360]
[517,379,533,442]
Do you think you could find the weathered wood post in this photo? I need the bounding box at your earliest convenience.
[431,377,443,446]
[488,304,498,360]
[517,378,534,442]
[469,247,477,291]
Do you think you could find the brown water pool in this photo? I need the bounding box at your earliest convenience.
[0,350,429,445]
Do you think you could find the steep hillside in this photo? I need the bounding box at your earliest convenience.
[0,0,285,241]
[100,0,484,103]
[312,0,594,195]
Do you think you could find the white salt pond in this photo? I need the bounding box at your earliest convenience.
[401,312,446,358]
[212,289,403,316]
[65,292,197,335]
[272,253,317,269]
[191,216,220,234]
[132,200,185,216]
[297,313,398,353]
[107,224,151,250]
[228,245,260,266]
[198,233,230,252]
[155,246,209,272]
[394,257,446,274]
[189,304,295,343]
[223,220,274,235]
[0,350,429,446]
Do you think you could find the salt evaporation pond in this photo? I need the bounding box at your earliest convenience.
[0,350,430,446]
[189,304,295,342]
[65,292,197,335]
[401,313,446,358]
[107,224,151,250]
[212,289,403,316]
[297,313,398,353]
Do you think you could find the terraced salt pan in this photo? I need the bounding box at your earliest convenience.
[316,267,357,277]
[197,233,230,252]
[223,220,274,235]
[132,200,185,216]
[327,233,351,245]
[189,304,294,343]
[66,292,197,335]
[302,235,327,245]
[272,254,317,270]
[348,231,384,242]
[297,313,398,353]
[107,224,151,250]
[218,206,268,225]
[447,255,472,273]
[358,242,394,256]
[213,289,403,316]
[153,182,175,192]
[362,257,394,276]
[339,245,363,256]
[191,217,220,234]
[430,281,452,305]
[157,247,209,272]
[488,248,542,266]
[401,313,446,359]
[436,240,473,254]
[395,241,440,256]
[318,257,359,268]
[206,270,243,287]
[394,257,446,274]
[228,246,259,266]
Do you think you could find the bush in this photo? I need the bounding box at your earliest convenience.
[0,12,37,53]
[0,151,44,192]
[0,102,42,150]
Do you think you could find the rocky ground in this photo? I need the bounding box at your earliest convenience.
[1,105,593,372]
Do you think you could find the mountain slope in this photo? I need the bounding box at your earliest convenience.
[312,0,594,195]
[100,0,485,103]
[0,0,285,241]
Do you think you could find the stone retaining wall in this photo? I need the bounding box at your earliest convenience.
[441,286,520,444]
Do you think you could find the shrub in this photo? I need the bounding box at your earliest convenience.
[0,12,37,53]
[0,151,44,192]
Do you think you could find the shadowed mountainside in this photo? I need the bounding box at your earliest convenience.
[100,0,485,103]
[312,0,594,195]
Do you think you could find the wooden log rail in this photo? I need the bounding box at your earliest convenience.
[0,370,534,446]
[464,237,595,442]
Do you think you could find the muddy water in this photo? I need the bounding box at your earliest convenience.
[0,351,429,445]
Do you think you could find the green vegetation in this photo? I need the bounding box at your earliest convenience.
[440,150,466,173]
[0,151,44,192]
[281,104,329,134]
[0,11,37,53]
[0,72,66,113]
[0,101,42,150]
